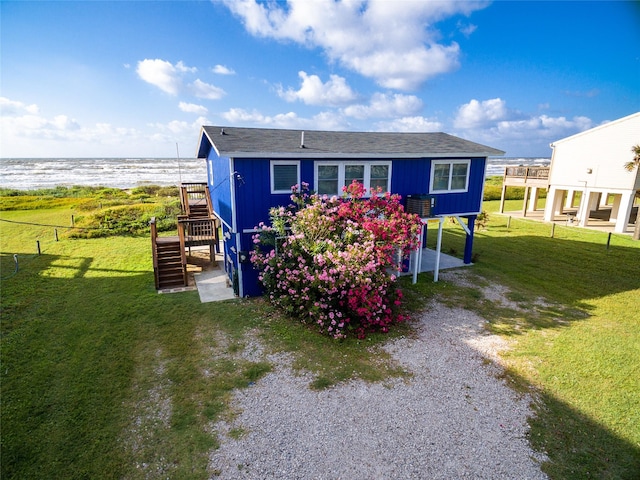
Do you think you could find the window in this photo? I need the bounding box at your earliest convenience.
[271,161,300,194]
[315,161,391,196]
[317,165,339,196]
[430,160,470,193]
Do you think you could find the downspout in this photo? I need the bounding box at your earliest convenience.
[229,157,243,297]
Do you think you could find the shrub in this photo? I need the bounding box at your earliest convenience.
[68,201,180,238]
[251,182,422,339]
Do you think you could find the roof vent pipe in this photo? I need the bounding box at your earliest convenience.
[300,131,305,148]
[220,128,225,135]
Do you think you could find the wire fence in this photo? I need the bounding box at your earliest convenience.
[0,216,112,281]
[497,213,635,249]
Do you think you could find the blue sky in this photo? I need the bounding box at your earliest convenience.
[1,0,639,158]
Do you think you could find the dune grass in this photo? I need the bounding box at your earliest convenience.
[1,196,639,479]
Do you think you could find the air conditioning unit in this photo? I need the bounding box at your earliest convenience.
[406,194,435,217]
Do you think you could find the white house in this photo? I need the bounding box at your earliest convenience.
[542,112,640,233]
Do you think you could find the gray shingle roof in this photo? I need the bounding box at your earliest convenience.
[198,126,504,159]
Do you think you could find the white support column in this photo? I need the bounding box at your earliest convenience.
[599,192,610,208]
[615,192,634,233]
[588,191,601,211]
[528,187,540,212]
[434,217,444,283]
[522,186,530,217]
[412,222,425,284]
[610,194,622,222]
[565,189,575,209]
[544,187,562,222]
[578,190,597,227]
[499,184,507,213]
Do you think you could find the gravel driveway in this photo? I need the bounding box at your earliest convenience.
[209,277,548,479]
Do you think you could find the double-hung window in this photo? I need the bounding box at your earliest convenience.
[270,160,300,194]
[430,159,470,193]
[315,161,391,196]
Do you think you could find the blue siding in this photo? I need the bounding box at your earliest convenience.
[217,155,487,297]
[232,158,295,297]
[391,157,485,216]
[207,150,233,227]
[221,223,237,288]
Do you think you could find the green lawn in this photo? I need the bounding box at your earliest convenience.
[1,198,639,479]
[414,200,640,479]
[0,204,409,479]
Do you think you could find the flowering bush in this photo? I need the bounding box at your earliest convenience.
[251,181,421,339]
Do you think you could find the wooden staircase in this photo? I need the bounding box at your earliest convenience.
[150,182,219,291]
[154,238,187,289]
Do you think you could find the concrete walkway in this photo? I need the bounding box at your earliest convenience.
[193,249,468,303]
[193,263,236,303]
[414,248,468,273]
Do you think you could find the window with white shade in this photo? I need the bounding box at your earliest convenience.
[271,161,300,194]
[430,160,470,193]
[314,161,391,196]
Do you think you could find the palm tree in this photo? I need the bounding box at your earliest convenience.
[625,144,640,240]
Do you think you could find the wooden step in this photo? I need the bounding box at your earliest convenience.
[154,238,186,289]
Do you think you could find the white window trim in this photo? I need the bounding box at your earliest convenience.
[270,160,300,194]
[314,161,392,196]
[429,159,471,193]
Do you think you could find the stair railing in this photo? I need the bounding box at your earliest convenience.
[177,216,189,286]
[149,217,160,290]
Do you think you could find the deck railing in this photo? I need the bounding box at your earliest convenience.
[150,217,159,289]
[179,182,214,217]
[178,216,218,246]
[504,166,550,180]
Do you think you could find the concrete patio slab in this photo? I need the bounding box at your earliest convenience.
[415,248,469,272]
[194,264,236,303]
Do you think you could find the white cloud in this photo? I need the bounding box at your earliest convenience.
[179,102,209,115]
[457,21,477,37]
[221,107,348,131]
[453,98,509,129]
[223,0,489,90]
[222,108,298,126]
[0,97,39,115]
[175,61,197,74]
[0,99,144,156]
[190,79,226,100]
[375,116,443,132]
[0,96,209,157]
[279,71,358,106]
[213,64,236,75]
[136,59,188,95]
[136,60,225,100]
[449,97,594,155]
[343,93,423,119]
[149,116,210,135]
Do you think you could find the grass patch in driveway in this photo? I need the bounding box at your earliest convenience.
[404,199,640,479]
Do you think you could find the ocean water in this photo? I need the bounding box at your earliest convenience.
[0,157,207,190]
[0,156,549,190]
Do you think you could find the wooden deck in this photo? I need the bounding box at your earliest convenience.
[502,166,550,187]
[151,183,221,291]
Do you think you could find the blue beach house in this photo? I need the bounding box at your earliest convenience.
[196,126,504,297]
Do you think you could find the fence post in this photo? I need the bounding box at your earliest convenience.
[507,216,511,230]
[606,232,612,250]
[13,254,18,272]
[55,228,59,242]
[550,223,556,238]
[71,215,75,227]
[37,240,41,255]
